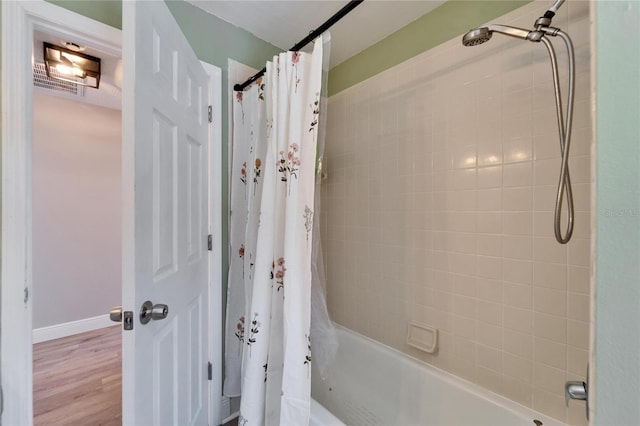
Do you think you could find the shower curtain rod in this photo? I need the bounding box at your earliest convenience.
[233,0,365,92]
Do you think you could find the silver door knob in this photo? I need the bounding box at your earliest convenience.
[140,300,169,324]
[110,306,123,322]
[109,306,133,330]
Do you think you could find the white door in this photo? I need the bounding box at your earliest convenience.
[122,2,210,425]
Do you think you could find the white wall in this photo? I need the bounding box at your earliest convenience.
[322,2,591,424]
[32,92,121,329]
[595,1,640,424]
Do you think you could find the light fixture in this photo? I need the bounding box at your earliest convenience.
[43,42,101,89]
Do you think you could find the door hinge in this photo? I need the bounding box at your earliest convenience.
[24,287,29,303]
[1,383,3,417]
[208,234,212,251]
[208,361,212,381]
[208,105,212,123]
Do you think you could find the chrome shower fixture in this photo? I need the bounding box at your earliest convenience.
[462,0,576,244]
[462,0,567,46]
[462,24,540,46]
[461,27,492,46]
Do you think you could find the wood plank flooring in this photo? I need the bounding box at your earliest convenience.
[33,326,122,426]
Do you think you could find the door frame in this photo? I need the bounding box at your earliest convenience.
[202,60,223,426]
[1,2,222,425]
[1,3,121,424]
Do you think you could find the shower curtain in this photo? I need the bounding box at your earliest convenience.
[224,35,330,426]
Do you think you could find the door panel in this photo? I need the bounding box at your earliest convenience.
[153,319,178,425]
[123,2,209,424]
[152,110,178,280]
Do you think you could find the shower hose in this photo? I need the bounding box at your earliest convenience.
[541,30,576,244]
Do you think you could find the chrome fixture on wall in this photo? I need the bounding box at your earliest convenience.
[566,365,589,420]
[462,0,576,244]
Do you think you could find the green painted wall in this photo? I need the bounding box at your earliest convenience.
[328,0,530,96]
[47,0,122,29]
[44,0,281,295]
[595,1,640,424]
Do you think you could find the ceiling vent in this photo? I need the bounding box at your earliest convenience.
[33,62,84,97]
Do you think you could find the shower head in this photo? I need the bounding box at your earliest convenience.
[462,27,492,46]
[462,24,536,47]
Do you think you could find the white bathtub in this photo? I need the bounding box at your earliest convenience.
[311,324,565,426]
[310,398,345,426]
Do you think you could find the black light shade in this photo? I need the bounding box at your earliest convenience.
[43,42,101,89]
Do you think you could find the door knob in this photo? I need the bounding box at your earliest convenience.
[140,300,169,324]
[110,306,133,330]
[110,306,123,322]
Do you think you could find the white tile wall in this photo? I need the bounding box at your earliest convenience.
[321,1,591,424]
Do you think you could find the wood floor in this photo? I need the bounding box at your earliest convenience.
[33,326,122,425]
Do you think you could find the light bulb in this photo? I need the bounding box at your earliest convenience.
[55,63,86,78]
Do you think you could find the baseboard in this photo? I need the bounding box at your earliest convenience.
[33,314,114,343]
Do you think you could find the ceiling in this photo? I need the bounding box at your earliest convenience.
[187,1,446,68]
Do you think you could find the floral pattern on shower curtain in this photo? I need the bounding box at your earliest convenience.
[224,36,325,426]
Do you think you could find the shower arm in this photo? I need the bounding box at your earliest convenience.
[548,0,566,14]
[534,0,566,30]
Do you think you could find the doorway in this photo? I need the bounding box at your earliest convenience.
[30,28,123,424]
[1,3,124,422]
[2,3,223,424]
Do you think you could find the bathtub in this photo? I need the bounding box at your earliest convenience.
[311,324,565,426]
[310,398,345,426]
